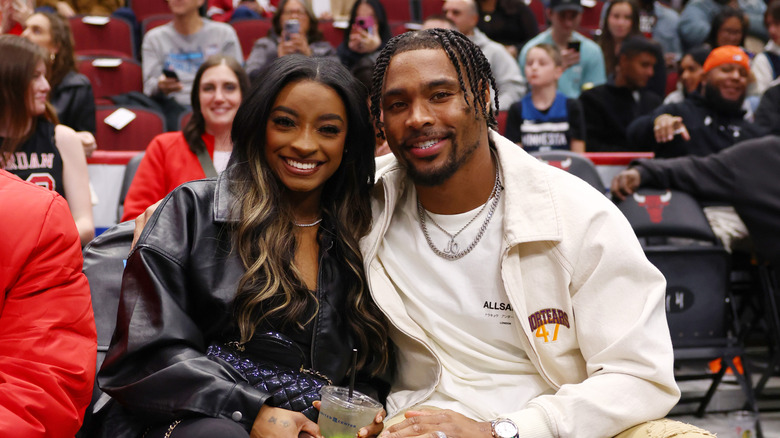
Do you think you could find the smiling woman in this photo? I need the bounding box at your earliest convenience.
[97,55,391,438]
[120,54,249,221]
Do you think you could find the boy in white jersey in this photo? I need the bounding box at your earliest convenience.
[361,28,712,438]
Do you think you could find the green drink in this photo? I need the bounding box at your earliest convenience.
[318,386,383,438]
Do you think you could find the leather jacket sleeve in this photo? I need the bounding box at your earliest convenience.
[97,181,269,430]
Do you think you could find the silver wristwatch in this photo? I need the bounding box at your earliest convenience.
[491,418,519,438]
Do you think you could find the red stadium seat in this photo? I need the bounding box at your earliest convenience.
[579,0,604,32]
[382,0,412,23]
[318,20,345,49]
[77,57,143,100]
[527,0,547,30]
[420,0,444,21]
[69,15,136,59]
[130,0,171,24]
[231,18,273,60]
[496,110,508,135]
[96,106,165,151]
[141,13,173,36]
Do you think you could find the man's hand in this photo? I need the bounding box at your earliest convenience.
[378,409,492,438]
[157,75,183,95]
[250,405,322,438]
[561,48,580,70]
[610,168,642,201]
[653,114,690,143]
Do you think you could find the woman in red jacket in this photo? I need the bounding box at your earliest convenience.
[121,54,249,221]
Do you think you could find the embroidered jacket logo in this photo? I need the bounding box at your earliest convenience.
[528,308,570,343]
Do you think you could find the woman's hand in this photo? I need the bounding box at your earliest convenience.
[251,405,322,438]
[348,27,380,54]
[312,400,386,438]
[278,32,312,57]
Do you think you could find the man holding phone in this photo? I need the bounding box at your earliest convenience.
[518,0,606,98]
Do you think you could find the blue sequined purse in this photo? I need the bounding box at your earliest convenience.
[206,332,332,422]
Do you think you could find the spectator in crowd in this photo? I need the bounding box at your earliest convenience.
[246,0,337,77]
[518,0,606,99]
[98,56,390,438]
[0,169,97,436]
[367,28,712,438]
[664,44,710,103]
[581,36,663,151]
[36,0,123,17]
[598,0,666,97]
[474,0,538,58]
[506,43,586,152]
[635,0,681,67]
[142,0,242,108]
[679,0,767,51]
[754,82,780,134]
[121,55,248,221]
[750,0,780,95]
[22,12,96,135]
[206,0,268,22]
[627,45,765,158]
[707,6,749,50]
[0,35,93,245]
[611,135,780,267]
[441,0,525,108]
[1,0,32,34]
[421,13,455,30]
[337,0,391,71]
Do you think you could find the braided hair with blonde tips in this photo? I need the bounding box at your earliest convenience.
[368,28,499,139]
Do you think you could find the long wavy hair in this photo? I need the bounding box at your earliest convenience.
[598,0,641,76]
[708,7,748,48]
[183,55,249,155]
[227,55,389,375]
[0,35,50,162]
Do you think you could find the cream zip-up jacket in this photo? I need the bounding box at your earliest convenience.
[360,131,681,438]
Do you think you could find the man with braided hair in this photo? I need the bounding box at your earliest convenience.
[360,29,712,438]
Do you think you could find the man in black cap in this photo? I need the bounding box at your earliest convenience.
[518,0,607,98]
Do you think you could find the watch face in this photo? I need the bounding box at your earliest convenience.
[495,420,518,437]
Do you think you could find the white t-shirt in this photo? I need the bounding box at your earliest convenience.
[378,173,554,420]
[213,150,231,174]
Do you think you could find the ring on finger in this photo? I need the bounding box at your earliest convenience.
[434,432,447,438]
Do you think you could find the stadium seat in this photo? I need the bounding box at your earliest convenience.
[579,0,604,33]
[531,150,605,193]
[117,152,146,222]
[95,106,165,151]
[231,18,273,60]
[527,0,547,30]
[617,189,760,422]
[77,56,143,101]
[141,13,173,36]
[382,0,413,23]
[496,110,508,136]
[318,20,345,49]
[129,0,171,24]
[420,0,444,21]
[69,15,136,59]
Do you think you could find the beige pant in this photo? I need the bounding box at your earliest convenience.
[386,408,714,438]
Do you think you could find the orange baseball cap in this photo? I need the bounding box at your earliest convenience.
[702,45,750,74]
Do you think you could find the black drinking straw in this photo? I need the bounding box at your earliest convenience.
[348,348,358,401]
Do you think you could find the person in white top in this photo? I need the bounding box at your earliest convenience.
[363,28,713,438]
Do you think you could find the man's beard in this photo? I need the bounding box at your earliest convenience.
[703,83,745,114]
[402,136,480,187]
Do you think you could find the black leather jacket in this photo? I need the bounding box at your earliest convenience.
[97,173,373,433]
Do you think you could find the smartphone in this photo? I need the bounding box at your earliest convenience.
[162,68,179,80]
[355,15,375,34]
[284,19,300,41]
[567,40,581,52]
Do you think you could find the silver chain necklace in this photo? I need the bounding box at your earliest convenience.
[417,156,503,261]
[294,218,322,227]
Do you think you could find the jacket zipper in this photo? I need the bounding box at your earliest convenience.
[309,237,333,371]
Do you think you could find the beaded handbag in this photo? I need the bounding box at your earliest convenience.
[207,332,332,422]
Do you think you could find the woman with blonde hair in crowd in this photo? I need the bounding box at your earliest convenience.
[0,35,93,246]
